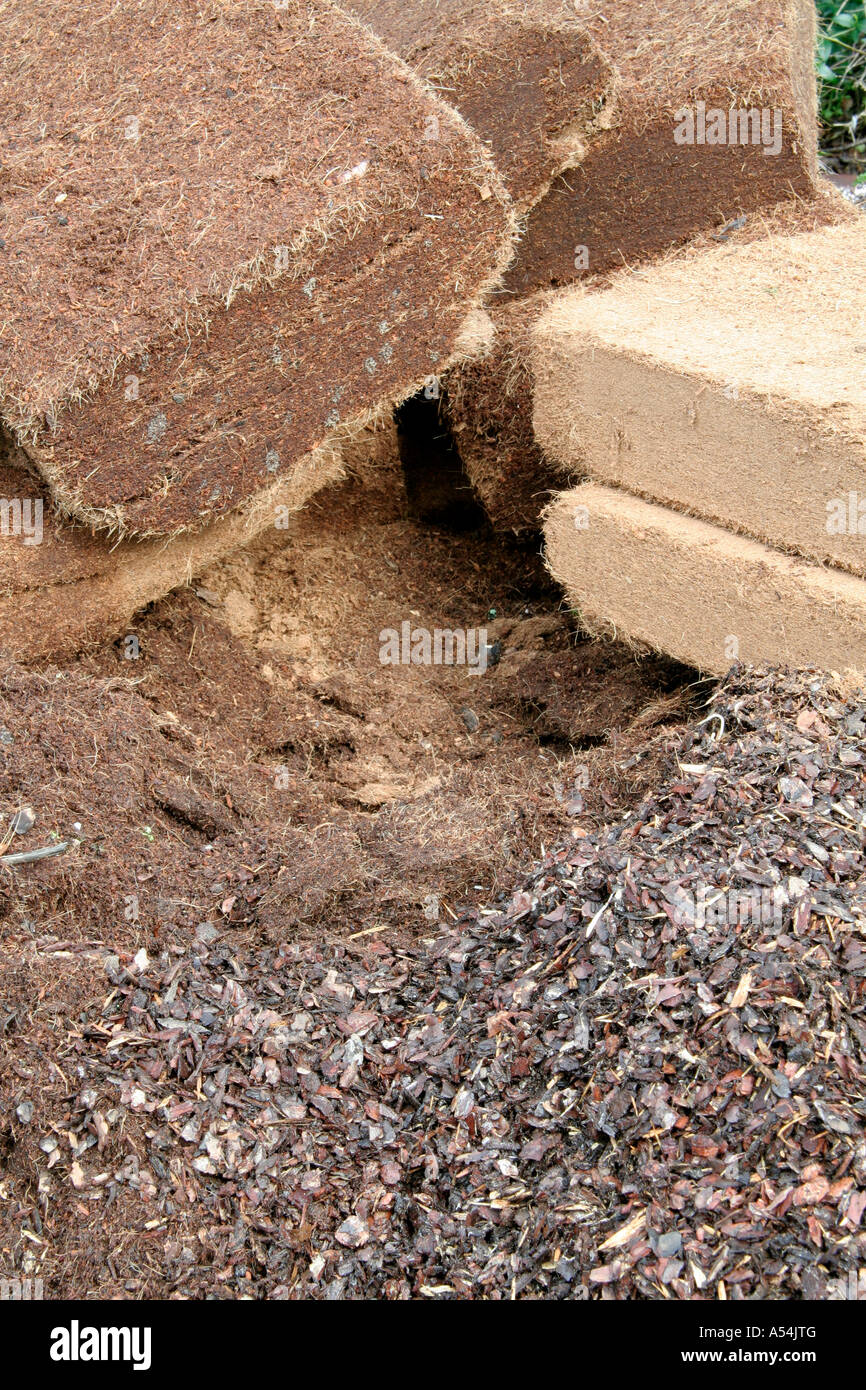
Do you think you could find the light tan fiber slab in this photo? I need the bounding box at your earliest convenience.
[534,221,866,573]
[544,484,866,676]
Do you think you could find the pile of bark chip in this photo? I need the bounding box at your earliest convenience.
[0,0,514,540]
[4,666,864,1299]
[534,220,866,575]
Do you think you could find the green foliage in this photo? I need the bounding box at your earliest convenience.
[816,0,865,169]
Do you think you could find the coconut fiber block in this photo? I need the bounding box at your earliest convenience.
[545,485,866,677]
[505,0,819,295]
[0,0,514,538]
[345,0,614,213]
[533,221,866,574]
[443,298,573,532]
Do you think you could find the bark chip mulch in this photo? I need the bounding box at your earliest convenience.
[3,666,864,1299]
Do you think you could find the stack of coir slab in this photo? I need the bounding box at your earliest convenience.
[431,0,829,531]
[538,219,866,675]
[1,0,860,674]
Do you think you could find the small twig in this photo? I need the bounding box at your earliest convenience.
[346,922,391,941]
[1,840,71,867]
[657,819,708,852]
[585,887,617,939]
[695,712,726,740]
